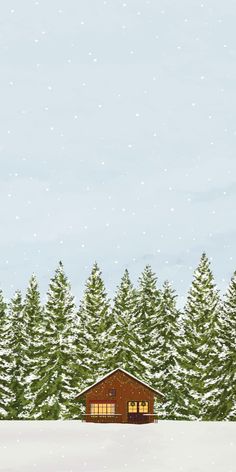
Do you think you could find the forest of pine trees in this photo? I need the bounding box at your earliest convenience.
[0,254,235,421]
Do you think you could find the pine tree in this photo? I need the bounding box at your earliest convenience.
[181,253,223,420]
[105,269,139,373]
[134,265,161,383]
[0,290,13,419]
[150,281,185,419]
[77,262,111,385]
[219,271,236,420]
[30,262,78,419]
[6,291,28,419]
[20,275,44,419]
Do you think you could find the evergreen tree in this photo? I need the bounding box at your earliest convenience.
[30,262,78,419]
[0,290,12,419]
[181,253,223,420]
[77,262,111,385]
[150,281,185,419]
[20,275,44,419]
[105,269,139,373]
[219,272,236,420]
[134,265,161,383]
[6,291,28,419]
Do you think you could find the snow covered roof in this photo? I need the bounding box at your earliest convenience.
[75,367,164,399]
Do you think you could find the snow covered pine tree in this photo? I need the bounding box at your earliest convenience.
[150,281,185,420]
[0,290,13,419]
[29,262,78,419]
[19,275,44,419]
[134,266,161,384]
[77,262,111,386]
[5,291,28,419]
[181,253,223,420]
[218,271,236,420]
[105,269,138,373]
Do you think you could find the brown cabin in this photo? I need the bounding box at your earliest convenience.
[75,368,164,424]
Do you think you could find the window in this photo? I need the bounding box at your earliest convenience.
[128,401,138,413]
[108,389,116,397]
[138,401,149,413]
[128,401,149,413]
[90,403,115,415]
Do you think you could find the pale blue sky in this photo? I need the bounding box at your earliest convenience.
[0,0,236,305]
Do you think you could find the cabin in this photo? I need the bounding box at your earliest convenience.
[75,367,164,424]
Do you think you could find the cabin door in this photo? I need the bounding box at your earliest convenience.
[127,401,149,424]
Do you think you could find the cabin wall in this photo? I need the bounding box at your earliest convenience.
[85,370,155,423]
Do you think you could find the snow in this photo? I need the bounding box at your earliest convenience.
[0,420,235,472]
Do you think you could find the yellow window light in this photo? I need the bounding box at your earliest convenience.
[90,403,115,415]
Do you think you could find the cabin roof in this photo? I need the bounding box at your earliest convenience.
[75,367,164,399]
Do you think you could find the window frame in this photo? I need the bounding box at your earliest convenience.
[127,401,138,413]
[138,401,149,413]
[90,402,116,416]
[127,401,149,414]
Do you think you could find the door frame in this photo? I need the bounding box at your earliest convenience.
[127,401,149,424]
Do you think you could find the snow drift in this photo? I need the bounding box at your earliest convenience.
[0,420,235,472]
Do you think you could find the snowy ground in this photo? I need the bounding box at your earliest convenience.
[0,421,235,472]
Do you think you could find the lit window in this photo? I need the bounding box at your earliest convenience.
[106,403,115,414]
[128,401,138,413]
[90,403,115,415]
[139,401,149,413]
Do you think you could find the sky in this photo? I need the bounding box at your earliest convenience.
[0,0,236,305]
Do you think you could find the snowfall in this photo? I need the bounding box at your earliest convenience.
[0,421,235,472]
